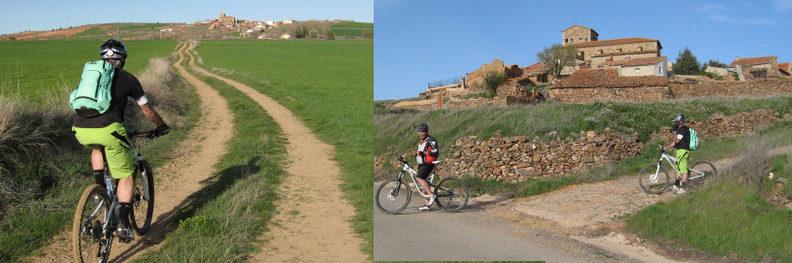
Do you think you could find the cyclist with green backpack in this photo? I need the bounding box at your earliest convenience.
[662,114,690,194]
[71,39,170,241]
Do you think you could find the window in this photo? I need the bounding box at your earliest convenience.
[598,50,603,54]
[635,68,641,74]
[617,48,623,52]
[638,47,643,51]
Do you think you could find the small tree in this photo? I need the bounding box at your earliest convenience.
[537,44,578,78]
[294,26,308,39]
[483,71,508,94]
[327,30,335,40]
[674,47,701,75]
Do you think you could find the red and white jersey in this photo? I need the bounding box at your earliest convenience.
[416,135,439,164]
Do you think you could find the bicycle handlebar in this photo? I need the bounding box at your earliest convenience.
[129,130,159,139]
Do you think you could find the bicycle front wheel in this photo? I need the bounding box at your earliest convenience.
[434,177,469,212]
[72,184,111,263]
[131,160,155,235]
[638,163,670,194]
[375,178,411,214]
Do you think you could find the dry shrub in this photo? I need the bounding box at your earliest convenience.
[726,136,773,186]
[0,96,76,174]
[128,57,189,129]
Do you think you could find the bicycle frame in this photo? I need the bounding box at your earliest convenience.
[657,151,705,180]
[398,161,440,198]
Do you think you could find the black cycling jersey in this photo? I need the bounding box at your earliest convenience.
[674,124,691,150]
[73,69,145,128]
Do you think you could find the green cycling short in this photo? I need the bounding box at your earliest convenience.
[73,122,134,179]
[675,149,689,175]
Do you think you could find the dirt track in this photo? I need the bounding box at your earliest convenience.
[30,42,365,262]
[182,42,366,262]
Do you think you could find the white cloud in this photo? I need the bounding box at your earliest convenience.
[775,0,792,10]
[699,3,775,25]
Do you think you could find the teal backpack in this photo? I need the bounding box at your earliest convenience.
[69,60,115,117]
[688,127,699,150]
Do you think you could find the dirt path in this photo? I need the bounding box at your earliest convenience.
[506,144,792,262]
[183,43,366,262]
[28,42,235,262]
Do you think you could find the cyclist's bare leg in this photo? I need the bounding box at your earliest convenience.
[681,173,689,186]
[117,176,133,203]
[416,177,432,205]
[91,149,104,170]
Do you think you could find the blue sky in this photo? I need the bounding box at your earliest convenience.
[375,0,792,100]
[0,0,373,35]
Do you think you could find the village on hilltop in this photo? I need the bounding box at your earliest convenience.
[392,25,792,110]
[0,13,370,41]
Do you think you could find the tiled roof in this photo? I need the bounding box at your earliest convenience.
[597,57,666,67]
[590,50,658,58]
[524,62,549,72]
[572,37,660,48]
[553,69,668,88]
[777,62,790,71]
[622,56,667,67]
[729,56,777,66]
[562,25,595,32]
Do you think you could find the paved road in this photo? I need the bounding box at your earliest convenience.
[374,189,635,262]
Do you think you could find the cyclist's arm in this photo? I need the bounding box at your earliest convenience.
[663,133,682,151]
[138,101,166,127]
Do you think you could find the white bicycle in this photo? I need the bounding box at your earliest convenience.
[639,147,717,194]
[375,157,469,214]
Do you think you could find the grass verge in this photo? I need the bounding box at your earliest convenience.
[132,58,287,262]
[627,134,792,262]
[194,40,373,258]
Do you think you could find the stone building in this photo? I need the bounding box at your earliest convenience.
[219,13,236,27]
[730,56,779,78]
[562,25,662,69]
[597,56,668,77]
[550,69,670,103]
[562,25,599,46]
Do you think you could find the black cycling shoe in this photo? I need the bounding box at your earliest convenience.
[117,221,135,243]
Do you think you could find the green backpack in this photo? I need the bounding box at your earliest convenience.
[69,60,115,118]
[688,127,699,150]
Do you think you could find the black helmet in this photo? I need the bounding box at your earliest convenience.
[100,39,127,59]
[416,123,429,132]
[671,114,685,123]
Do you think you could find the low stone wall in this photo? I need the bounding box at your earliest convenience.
[443,130,643,182]
[651,109,780,142]
[375,109,782,183]
[549,85,671,103]
[670,78,792,99]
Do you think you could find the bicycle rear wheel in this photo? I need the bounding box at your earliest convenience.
[130,160,155,235]
[72,184,111,263]
[434,177,469,212]
[638,163,670,194]
[375,178,411,214]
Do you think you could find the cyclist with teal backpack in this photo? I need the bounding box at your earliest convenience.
[662,114,690,194]
[71,39,170,241]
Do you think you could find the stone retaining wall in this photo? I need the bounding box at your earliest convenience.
[549,85,671,103]
[443,130,643,182]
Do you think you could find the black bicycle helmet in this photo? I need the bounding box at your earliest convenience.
[416,123,429,132]
[100,39,127,59]
[671,114,685,123]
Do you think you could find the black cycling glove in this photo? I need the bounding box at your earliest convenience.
[154,124,171,137]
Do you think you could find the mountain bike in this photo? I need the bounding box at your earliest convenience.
[638,147,717,194]
[375,157,469,214]
[72,130,157,263]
